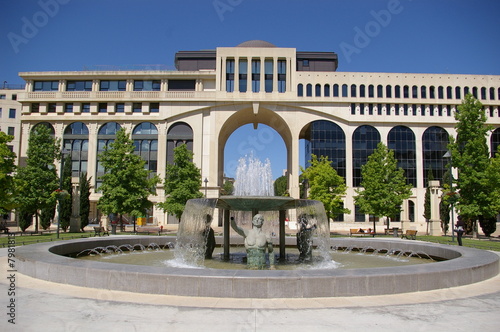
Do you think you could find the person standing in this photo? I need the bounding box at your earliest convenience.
[455,217,465,246]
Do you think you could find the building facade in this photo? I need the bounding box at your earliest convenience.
[16,40,500,233]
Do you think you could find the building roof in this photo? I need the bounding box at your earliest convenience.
[236,40,277,48]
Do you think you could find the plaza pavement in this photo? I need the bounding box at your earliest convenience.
[0,247,499,332]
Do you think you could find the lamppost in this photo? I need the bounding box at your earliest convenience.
[204,178,208,197]
[56,149,70,239]
[443,151,455,242]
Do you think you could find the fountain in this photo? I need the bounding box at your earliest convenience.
[13,154,500,298]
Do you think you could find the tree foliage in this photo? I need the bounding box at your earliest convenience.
[79,172,92,231]
[221,179,234,195]
[0,131,17,214]
[158,144,203,221]
[449,94,499,236]
[301,154,349,221]
[60,153,73,232]
[274,175,288,196]
[97,128,160,221]
[354,142,412,229]
[14,125,60,232]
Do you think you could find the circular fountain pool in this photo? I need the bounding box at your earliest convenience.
[15,236,499,298]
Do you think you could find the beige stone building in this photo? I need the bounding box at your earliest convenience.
[15,40,500,234]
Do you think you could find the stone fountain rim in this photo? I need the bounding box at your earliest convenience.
[15,236,499,298]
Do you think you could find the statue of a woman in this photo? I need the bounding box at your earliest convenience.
[231,214,275,269]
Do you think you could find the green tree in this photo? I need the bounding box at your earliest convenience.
[274,175,288,196]
[0,131,17,214]
[221,179,234,195]
[158,144,203,221]
[40,204,56,230]
[60,154,73,232]
[439,169,452,235]
[449,94,498,236]
[18,209,33,232]
[79,172,92,231]
[15,125,60,232]
[354,142,412,230]
[97,129,160,228]
[301,155,349,221]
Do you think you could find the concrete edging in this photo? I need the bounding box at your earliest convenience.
[15,236,499,298]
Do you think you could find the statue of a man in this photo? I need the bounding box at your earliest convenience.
[297,213,317,262]
[231,214,275,269]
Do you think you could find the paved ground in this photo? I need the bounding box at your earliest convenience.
[1,248,499,332]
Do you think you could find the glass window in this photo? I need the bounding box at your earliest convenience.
[34,81,59,91]
[333,84,339,97]
[438,86,444,99]
[31,104,40,113]
[304,120,346,179]
[82,103,90,113]
[342,84,348,97]
[324,84,330,97]
[481,87,487,100]
[456,87,462,100]
[422,126,449,185]
[388,126,416,187]
[66,81,92,91]
[278,60,286,93]
[359,85,365,98]
[368,85,374,98]
[352,125,381,187]
[403,86,409,98]
[12,94,17,100]
[412,86,418,99]
[226,59,235,92]
[395,85,401,98]
[350,84,357,97]
[264,59,273,93]
[115,103,124,113]
[65,103,73,113]
[133,103,142,113]
[251,59,260,92]
[133,122,158,135]
[421,86,427,99]
[0,95,5,99]
[315,84,321,97]
[149,103,159,113]
[7,127,14,136]
[377,85,383,98]
[48,103,56,113]
[491,128,500,158]
[239,59,248,93]
[99,80,126,91]
[429,86,435,99]
[133,80,161,91]
[355,205,365,222]
[490,87,495,100]
[9,109,16,118]
[386,85,392,98]
[306,84,312,97]
[99,103,107,113]
[297,84,303,97]
[447,86,453,99]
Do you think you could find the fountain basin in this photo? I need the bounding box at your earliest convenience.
[16,236,499,298]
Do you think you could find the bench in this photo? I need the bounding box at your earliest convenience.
[135,226,162,235]
[350,228,375,237]
[401,229,418,240]
[93,226,109,237]
[0,224,9,234]
[384,228,403,236]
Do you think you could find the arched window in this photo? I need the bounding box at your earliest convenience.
[395,85,401,98]
[491,127,500,158]
[386,85,392,98]
[32,122,55,135]
[422,126,449,186]
[342,84,348,97]
[297,84,303,97]
[447,86,453,99]
[96,122,122,190]
[132,122,158,175]
[388,126,416,187]
[304,120,346,179]
[324,84,330,97]
[359,84,365,98]
[167,122,193,164]
[403,85,409,98]
[352,125,381,187]
[481,87,487,100]
[472,87,478,99]
[377,85,383,98]
[455,87,461,100]
[333,84,339,97]
[464,86,470,96]
[408,200,415,222]
[429,86,436,99]
[368,85,374,98]
[412,85,418,99]
[438,86,444,99]
[315,84,321,97]
[63,122,89,177]
[306,84,312,97]
[421,86,427,99]
[490,87,495,100]
[351,84,357,97]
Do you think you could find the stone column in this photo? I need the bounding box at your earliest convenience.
[429,180,442,235]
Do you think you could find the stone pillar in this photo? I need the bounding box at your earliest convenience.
[429,180,442,235]
[69,180,80,233]
[234,57,239,93]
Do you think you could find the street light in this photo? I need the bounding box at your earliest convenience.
[56,149,70,239]
[443,150,455,242]
[204,178,208,197]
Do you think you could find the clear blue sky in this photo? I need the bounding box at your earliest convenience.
[2,0,500,179]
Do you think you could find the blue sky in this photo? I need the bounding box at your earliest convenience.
[1,0,500,179]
